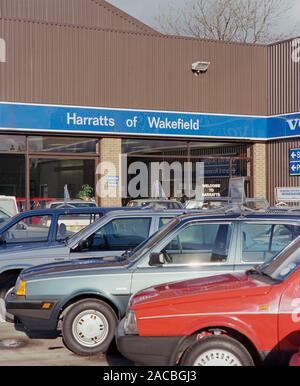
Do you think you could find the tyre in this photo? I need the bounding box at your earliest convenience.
[0,275,18,323]
[62,299,117,356]
[181,335,254,366]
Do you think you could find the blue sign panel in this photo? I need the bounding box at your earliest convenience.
[268,114,300,139]
[289,148,300,175]
[0,101,299,140]
[290,162,300,176]
[290,148,300,161]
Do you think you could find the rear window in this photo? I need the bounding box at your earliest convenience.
[241,223,300,264]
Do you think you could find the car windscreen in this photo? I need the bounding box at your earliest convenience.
[261,236,300,281]
[127,217,180,262]
[66,216,104,245]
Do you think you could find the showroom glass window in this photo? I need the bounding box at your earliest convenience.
[122,139,252,203]
[0,135,98,211]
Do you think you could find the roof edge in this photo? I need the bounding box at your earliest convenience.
[268,35,300,47]
[89,0,160,34]
[0,15,269,49]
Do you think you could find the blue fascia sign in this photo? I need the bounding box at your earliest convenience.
[0,101,299,141]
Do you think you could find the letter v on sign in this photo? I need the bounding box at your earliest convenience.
[287,119,300,131]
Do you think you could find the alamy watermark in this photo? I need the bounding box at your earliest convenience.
[0,38,6,63]
[292,38,300,63]
[95,155,205,200]
[0,299,6,323]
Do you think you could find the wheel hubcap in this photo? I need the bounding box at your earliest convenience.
[194,349,242,366]
[72,310,109,348]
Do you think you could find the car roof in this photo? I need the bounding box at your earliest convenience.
[98,209,186,217]
[176,210,300,223]
[129,199,180,202]
[12,207,112,216]
[49,200,97,205]
[0,207,143,225]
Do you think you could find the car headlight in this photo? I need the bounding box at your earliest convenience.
[15,279,26,296]
[124,310,138,335]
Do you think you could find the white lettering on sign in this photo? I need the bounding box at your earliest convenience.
[287,119,300,131]
[290,151,300,160]
[148,117,200,131]
[67,112,115,127]
[0,38,6,63]
[292,38,300,63]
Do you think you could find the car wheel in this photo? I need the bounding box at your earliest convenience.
[62,299,117,356]
[181,336,254,366]
[0,275,17,323]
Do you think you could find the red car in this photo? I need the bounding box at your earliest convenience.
[116,238,300,366]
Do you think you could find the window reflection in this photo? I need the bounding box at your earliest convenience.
[0,136,26,152]
[28,137,98,153]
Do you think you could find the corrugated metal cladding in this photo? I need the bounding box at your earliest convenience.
[267,139,300,204]
[0,18,268,115]
[267,39,300,205]
[0,0,156,33]
[268,39,300,115]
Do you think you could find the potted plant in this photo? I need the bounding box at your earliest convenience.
[77,184,93,201]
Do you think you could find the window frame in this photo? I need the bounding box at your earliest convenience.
[237,220,300,265]
[3,214,53,244]
[138,220,236,268]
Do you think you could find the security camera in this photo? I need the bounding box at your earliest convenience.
[191,61,210,75]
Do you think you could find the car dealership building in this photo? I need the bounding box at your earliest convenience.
[0,0,299,208]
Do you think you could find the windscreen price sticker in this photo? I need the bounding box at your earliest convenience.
[103,370,197,384]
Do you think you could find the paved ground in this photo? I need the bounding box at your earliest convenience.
[0,321,132,366]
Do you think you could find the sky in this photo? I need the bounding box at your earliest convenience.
[107,0,300,41]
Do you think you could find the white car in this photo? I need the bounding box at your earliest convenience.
[0,196,18,217]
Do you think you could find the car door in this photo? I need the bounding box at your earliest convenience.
[70,216,154,259]
[235,221,300,272]
[130,220,237,294]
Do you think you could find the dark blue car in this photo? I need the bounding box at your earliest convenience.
[0,206,126,251]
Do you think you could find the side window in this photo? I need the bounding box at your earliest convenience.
[80,217,152,252]
[159,218,174,228]
[56,213,102,240]
[159,223,232,265]
[3,215,52,244]
[241,223,300,263]
[271,224,299,252]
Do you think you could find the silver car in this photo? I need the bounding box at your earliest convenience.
[0,210,184,304]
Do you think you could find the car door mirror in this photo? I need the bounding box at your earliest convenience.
[149,252,165,266]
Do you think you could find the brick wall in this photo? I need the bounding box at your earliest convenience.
[98,138,122,207]
[253,143,267,198]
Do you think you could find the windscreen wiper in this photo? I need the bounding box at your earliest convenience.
[247,268,277,282]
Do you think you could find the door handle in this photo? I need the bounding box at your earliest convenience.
[54,257,64,261]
